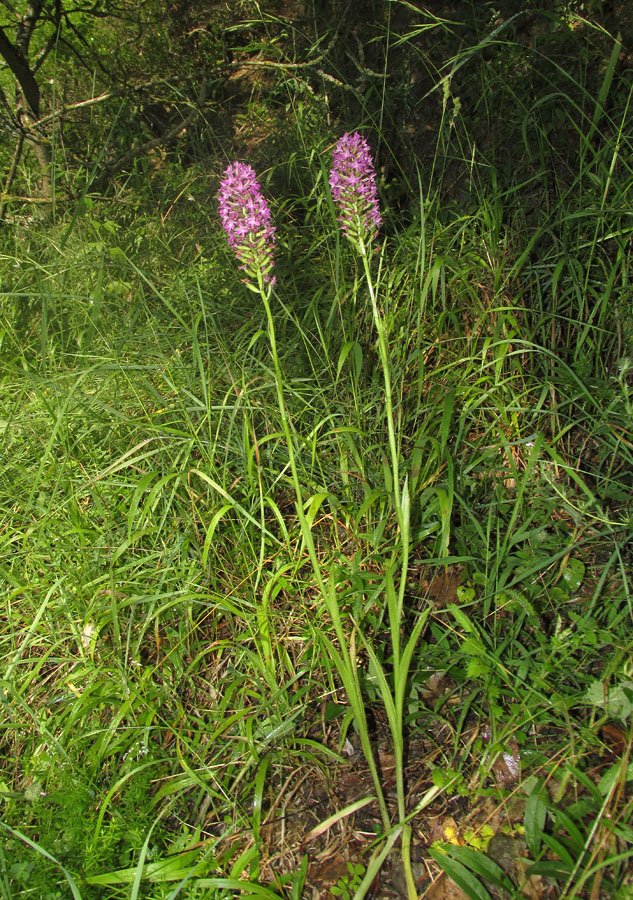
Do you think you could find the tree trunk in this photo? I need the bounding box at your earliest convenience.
[0,2,53,210]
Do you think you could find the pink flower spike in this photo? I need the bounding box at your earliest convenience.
[218,162,276,285]
[329,132,381,247]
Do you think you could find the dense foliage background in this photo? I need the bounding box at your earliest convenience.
[1,2,632,898]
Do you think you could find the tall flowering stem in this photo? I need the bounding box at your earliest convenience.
[218,162,276,286]
[330,133,421,900]
[217,167,334,755]
[330,133,402,534]
[217,163,305,551]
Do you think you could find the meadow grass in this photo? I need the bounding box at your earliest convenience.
[1,5,632,899]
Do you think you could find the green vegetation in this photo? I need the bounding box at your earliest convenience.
[1,2,632,898]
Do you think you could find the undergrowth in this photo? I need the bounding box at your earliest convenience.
[1,3,632,899]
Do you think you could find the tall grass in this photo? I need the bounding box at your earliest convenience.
[1,4,632,899]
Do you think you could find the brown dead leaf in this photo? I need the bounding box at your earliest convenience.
[601,722,627,757]
[309,852,348,887]
[378,748,396,770]
[425,570,462,608]
[486,833,548,899]
[336,770,366,802]
[428,815,461,845]
[424,872,470,900]
[492,754,520,788]
[514,856,545,900]
[421,670,454,700]
[491,737,521,788]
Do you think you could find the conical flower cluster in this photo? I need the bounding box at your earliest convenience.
[329,131,381,248]
[218,162,276,285]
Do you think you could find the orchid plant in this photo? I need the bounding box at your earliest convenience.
[217,159,328,637]
[327,133,428,900]
[218,136,427,900]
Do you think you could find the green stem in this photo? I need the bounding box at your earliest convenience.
[257,273,325,599]
[358,244,416,900]
[256,271,391,831]
[359,245,401,530]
